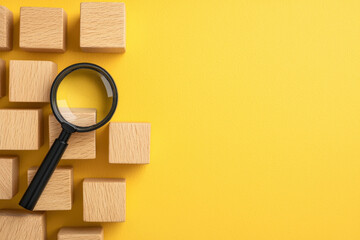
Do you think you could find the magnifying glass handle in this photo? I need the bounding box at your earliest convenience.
[19,129,72,211]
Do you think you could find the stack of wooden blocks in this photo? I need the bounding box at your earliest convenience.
[0,3,150,240]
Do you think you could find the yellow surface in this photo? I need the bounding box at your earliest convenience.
[1,0,360,239]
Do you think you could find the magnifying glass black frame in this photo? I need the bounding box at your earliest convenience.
[19,63,118,211]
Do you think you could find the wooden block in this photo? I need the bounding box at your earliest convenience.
[28,166,73,211]
[0,6,13,51]
[80,2,125,53]
[0,156,18,199]
[9,60,57,102]
[20,7,67,52]
[58,227,104,240]
[0,109,43,150]
[109,122,150,164]
[0,210,46,240]
[83,178,126,222]
[49,108,96,159]
[0,58,5,97]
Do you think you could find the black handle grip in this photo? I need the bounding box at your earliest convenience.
[19,129,72,211]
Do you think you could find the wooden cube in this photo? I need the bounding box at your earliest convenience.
[0,6,13,51]
[20,7,67,52]
[0,109,43,150]
[0,156,18,199]
[83,178,126,222]
[0,58,5,97]
[109,123,150,164]
[80,2,125,53]
[58,227,103,240]
[0,210,46,240]
[28,166,73,211]
[9,60,57,102]
[49,109,96,159]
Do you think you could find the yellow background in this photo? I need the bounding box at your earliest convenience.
[1,0,360,239]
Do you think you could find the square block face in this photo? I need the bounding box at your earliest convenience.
[83,178,126,222]
[20,7,67,52]
[109,123,151,164]
[0,59,5,97]
[0,109,43,150]
[49,109,96,159]
[0,210,46,240]
[58,227,104,240]
[9,60,57,102]
[80,2,125,53]
[0,6,13,51]
[28,166,73,211]
[0,156,18,199]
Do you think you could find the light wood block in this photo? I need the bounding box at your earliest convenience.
[109,122,150,164]
[58,227,103,240]
[0,109,43,150]
[0,156,18,199]
[28,166,73,211]
[0,210,46,240]
[83,178,126,222]
[80,2,125,53]
[20,7,67,52]
[0,6,13,51]
[49,109,96,159]
[0,58,5,97]
[9,60,57,102]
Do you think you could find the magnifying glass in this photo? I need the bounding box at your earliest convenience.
[19,63,118,211]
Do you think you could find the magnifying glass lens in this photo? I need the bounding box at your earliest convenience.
[56,69,113,127]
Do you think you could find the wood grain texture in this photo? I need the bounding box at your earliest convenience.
[80,2,125,53]
[9,60,57,102]
[49,109,96,159]
[0,109,43,150]
[28,166,73,211]
[0,156,18,199]
[83,178,126,222]
[19,7,67,52]
[109,122,150,164]
[0,6,13,51]
[0,58,5,97]
[58,227,104,240]
[0,210,46,240]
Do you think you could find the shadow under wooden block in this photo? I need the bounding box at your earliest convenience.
[83,178,126,222]
[0,109,43,150]
[9,60,57,103]
[19,7,67,52]
[58,227,103,240]
[0,156,18,199]
[0,6,13,51]
[28,166,73,211]
[109,122,151,164]
[0,58,5,97]
[0,210,46,240]
[80,2,125,53]
[49,108,96,159]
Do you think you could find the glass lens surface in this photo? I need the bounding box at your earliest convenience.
[56,69,113,127]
